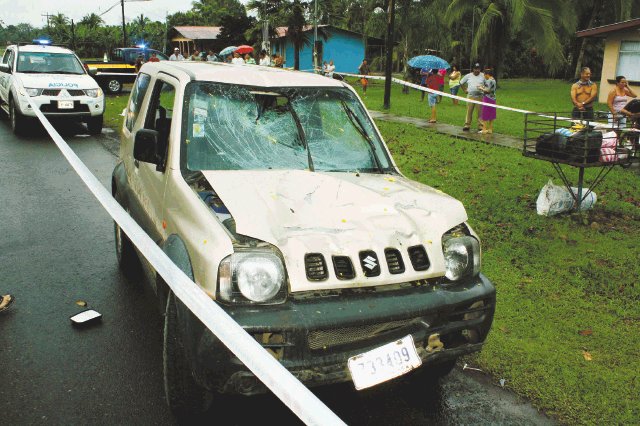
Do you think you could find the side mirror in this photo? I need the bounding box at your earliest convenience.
[88,68,97,76]
[134,129,161,166]
[0,63,11,74]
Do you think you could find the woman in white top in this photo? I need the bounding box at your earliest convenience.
[607,75,637,128]
[259,50,271,66]
[231,52,245,65]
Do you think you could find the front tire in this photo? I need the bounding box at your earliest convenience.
[113,191,140,276]
[87,114,103,135]
[9,97,28,135]
[106,78,122,94]
[164,292,212,420]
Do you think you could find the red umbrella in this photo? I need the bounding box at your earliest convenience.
[235,45,254,54]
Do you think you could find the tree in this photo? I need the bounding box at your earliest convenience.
[79,13,104,29]
[285,0,309,70]
[219,14,258,45]
[192,0,247,25]
[445,0,572,76]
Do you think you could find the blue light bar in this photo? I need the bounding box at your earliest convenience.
[33,39,51,45]
[136,43,146,49]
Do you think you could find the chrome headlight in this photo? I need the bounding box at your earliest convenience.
[84,88,103,98]
[24,88,42,97]
[218,251,286,304]
[443,235,481,281]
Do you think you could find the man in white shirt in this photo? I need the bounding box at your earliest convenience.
[325,60,335,78]
[169,48,185,61]
[231,52,245,65]
[459,63,485,131]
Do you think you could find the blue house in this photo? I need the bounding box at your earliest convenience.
[271,25,384,73]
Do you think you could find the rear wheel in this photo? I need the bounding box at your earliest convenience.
[9,97,28,135]
[106,78,122,94]
[164,292,212,420]
[87,114,103,135]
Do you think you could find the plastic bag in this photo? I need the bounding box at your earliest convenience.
[536,179,597,216]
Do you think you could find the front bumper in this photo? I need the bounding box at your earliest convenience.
[183,274,496,395]
[17,93,104,118]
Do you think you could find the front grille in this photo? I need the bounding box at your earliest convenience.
[308,320,409,350]
[332,256,355,280]
[359,250,380,277]
[42,89,86,97]
[408,245,430,271]
[305,253,328,281]
[385,248,405,274]
[40,102,90,113]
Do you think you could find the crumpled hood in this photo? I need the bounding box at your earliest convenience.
[202,170,468,292]
[16,73,98,90]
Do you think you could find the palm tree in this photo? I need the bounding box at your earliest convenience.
[285,0,309,70]
[444,0,571,76]
[79,13,104,29]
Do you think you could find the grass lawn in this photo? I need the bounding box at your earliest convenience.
[102,79,639,424]
[346,76,609,139]
[379,120,639,424]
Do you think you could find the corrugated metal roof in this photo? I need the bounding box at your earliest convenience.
[576,18,640,38]
[173,26,222,40]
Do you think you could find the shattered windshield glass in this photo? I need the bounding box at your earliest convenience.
[182,82,392,172]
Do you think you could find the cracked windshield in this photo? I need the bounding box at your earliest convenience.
[17,52,85,74]
[183,83,392,172]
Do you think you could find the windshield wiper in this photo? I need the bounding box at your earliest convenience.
[340,100,383,173]
[287,101,315,172]
[50,71,83,75]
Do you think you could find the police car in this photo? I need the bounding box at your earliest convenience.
[0,40,105,135]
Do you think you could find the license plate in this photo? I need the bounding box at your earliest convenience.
[348,335,422,390]
[58,100,74,109]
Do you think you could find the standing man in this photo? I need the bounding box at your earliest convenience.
[460,63,485,131]
[571,67,598,120]
[358,59,370,96]
[169,48,184,61]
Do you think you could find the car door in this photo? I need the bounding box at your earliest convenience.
[127,74,178,249]
[0,49,14,103]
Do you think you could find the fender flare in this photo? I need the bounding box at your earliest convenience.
[158,234,202,367]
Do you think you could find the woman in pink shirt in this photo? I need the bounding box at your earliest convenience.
[607,75,637,128]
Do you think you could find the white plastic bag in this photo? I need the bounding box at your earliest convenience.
[536,179,597,216]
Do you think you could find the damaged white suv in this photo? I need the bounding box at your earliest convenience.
[112,61,495,417]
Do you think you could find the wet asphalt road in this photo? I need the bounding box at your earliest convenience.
[0,117,554,425]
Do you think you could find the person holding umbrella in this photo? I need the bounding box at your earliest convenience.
[460,63,485,131]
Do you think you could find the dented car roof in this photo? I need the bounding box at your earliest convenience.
[139,61,346,88]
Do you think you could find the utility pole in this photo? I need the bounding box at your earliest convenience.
[313,0,318,72]
[383,0,395,110]
[41,13,51,33]
[71,19,75,50]
[121,0,127,46]
[163,10,168,54]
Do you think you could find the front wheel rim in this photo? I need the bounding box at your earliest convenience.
[108,80,121,92]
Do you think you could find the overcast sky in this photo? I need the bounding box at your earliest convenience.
[0,0,242,27]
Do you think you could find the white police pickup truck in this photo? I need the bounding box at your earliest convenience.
[0,41,105,135]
